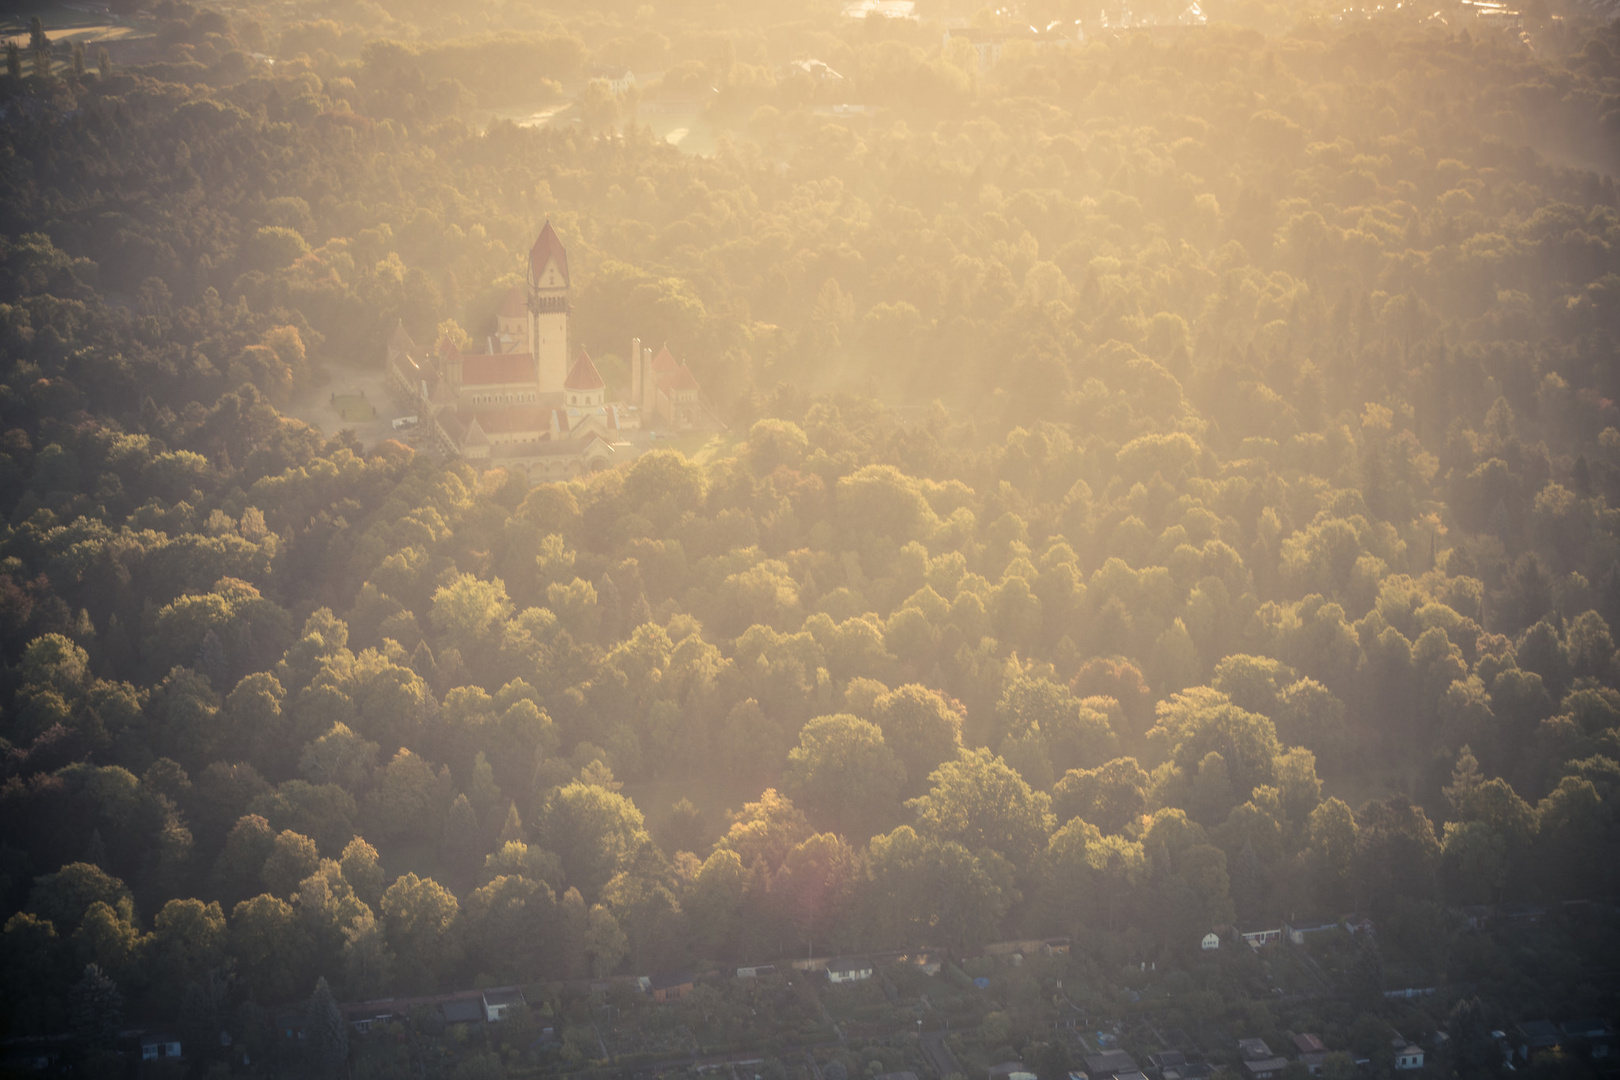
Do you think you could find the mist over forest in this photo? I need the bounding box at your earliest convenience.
[1,0,1619,1075]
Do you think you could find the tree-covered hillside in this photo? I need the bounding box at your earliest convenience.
[1,0,1619,1074]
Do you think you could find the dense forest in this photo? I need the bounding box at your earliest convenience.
[1,0,1619,1075]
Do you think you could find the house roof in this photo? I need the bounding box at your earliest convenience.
[458,405,553,435]
[439,999,484,1023]
[1293,1034,1328,1054]
[483,988,526,1006]
[530,220,569,285]
[1237,1039,1274,1060]
[496,282,527,319]
[464,417,489,447]
[499,433,614,458]
[1083,1050,1138,1075]
[460,352,537,386]
[648,972,694,991]
[1517,1021,1561,1046]
[826,957,872,974]
[565,349,605,391]
[389,321,416,352]
[659,363,701,393]
[651,343,679,373]
[436,406,466,442]
[1242,1059,1288,1076]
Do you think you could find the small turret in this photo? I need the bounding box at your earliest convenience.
[564,348,606,409]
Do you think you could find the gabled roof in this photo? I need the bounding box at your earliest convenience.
[483,988,526,1006]
[460,405,552,435]
[659,363,701,393]
[389,321,416,352]
[461,353,537,386]
[438,336,462,360]
[564,349,605,391]
[648,971,694,991]
[496,282,527,319]
[1237,1039,1274,1059]
[650,343,679,373]
[464,417,489,447]
[529,220,569,285]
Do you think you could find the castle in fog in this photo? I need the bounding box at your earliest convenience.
[385,221,714,481]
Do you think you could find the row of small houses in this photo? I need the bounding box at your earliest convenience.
[988,1032,1423,1080]
[1211,898,1588,953]
[994,1024,1611,1080]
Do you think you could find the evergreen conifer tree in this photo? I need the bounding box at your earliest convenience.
[498,802,525,845]
[305,975,348,1075]
[69,964,123,1047]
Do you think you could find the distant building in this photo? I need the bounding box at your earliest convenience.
[1237,1039,1288,1080]
[1162,1065,1212,1080]
[790,58,844,81]
[737,964,778,978]
[385,223,717,483]
[1148,1051,1186,1074]
[826,957,875,984]
[1284,918,1340,945]
[1234,926,1283,949]
[843,0,917,17]
[1561,1019,1616,1060]
[482,988,525,1022]
[1084,1049,1139,1078]
[989,1065,1035,1080]
[648,972,695,1001]
[1394,1045,1425,1070]
[588,65,636,95]
[1293,1034,1330,1075]
[1343,913,1375,936]
[439,998,484,1025]
[1514,1020,1563,1062]
[899,951,942,975]
[140,1034,182,1062]
[1201,932,1220,950]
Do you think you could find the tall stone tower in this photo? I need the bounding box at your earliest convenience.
[527,221,570,400]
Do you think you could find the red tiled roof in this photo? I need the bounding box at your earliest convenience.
[659,363,701,393]
[564,349,605,391]
[650,343,679,373]
[496,282,527,319]
[456,404,553,435]
[438,336,461,359]
[461,353,536,386]
[529,221,569,285]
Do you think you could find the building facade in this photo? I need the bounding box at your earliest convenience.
[386,222,718,483]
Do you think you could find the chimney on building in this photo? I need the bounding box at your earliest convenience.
[630,336,641,413]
